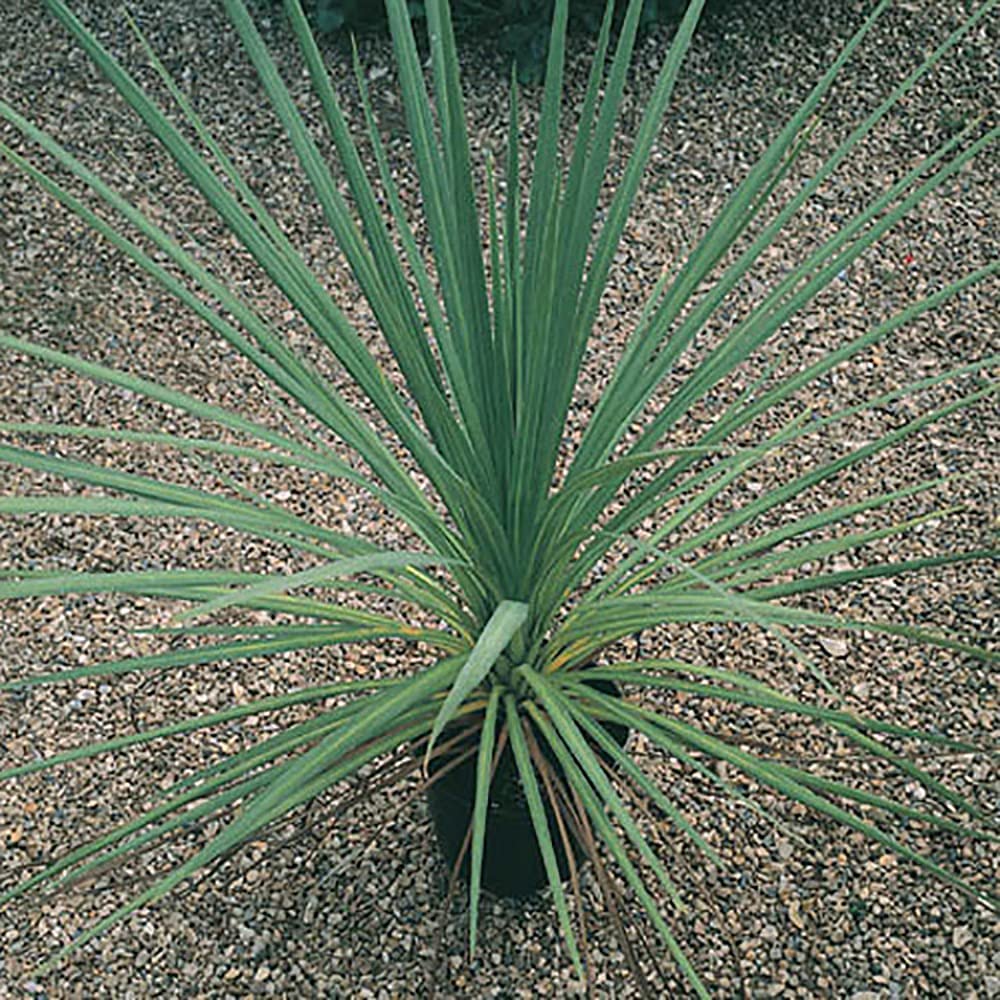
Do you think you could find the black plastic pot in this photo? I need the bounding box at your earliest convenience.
[425,677,629,899]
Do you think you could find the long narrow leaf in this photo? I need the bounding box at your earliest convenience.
[503,692,583,976]
[425,600,528,763]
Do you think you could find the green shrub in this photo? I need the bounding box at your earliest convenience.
[0,0,996,992]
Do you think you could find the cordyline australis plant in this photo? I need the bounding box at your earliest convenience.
[0,0,996,991]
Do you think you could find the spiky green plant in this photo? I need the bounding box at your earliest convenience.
[1,0,996,992]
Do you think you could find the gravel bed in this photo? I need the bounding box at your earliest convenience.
[1,0,997,997]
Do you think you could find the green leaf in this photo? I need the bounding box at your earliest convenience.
[34,705,439,973]
[0,630,400,692]
[0,678,392,782]
[172,551,453,623]
[520,668,685,909]
[523,700,709,997]
[468,685,501,955]
[1,693,378,906]
[504,693,583,976]
[581,664,980,753]
[555,675,722,866]
[655,711,995,908]
[425,600,528,765]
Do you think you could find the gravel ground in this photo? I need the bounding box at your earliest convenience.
[1,0,997,996]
